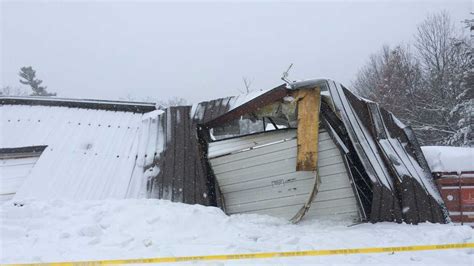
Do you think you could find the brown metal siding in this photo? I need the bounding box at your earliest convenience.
[147,106,228,207]
[192,97,234,125]
[436,172,474,224]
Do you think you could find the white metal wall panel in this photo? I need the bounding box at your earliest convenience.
[305,130,360,221]
[0,156,39,203]
[208,130,299,159]
[1,104,163,201]
[209,129,360,222]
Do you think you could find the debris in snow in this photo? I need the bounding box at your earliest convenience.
[142,238,153,247]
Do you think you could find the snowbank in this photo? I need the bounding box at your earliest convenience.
[422,146,474,173]
[1,199,473,265]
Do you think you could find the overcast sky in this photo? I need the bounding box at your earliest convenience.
[0,1,470,103]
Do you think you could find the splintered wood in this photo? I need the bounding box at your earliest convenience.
[294,87,321,171]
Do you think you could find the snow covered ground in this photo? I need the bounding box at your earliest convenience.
[1,199,473,265]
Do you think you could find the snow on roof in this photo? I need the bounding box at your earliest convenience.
[227,89,269,111]
[0,96,156,113]
[0,104,164,200]
[421,146,474,173]
[189,89,271,122]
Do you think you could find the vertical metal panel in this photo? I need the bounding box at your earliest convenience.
[363,99,447,224]
[436,173,474,224]
[147,106,216,207]
[209,129,360,222]
[327,81,403,222]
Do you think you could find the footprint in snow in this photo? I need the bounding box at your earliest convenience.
[59,232,71,239]
[88,237,101,245]
[146,216,160,224]
[120,237,135,248]
[284,236,300,245]
[142,238,153,247]
[78,225,102,237]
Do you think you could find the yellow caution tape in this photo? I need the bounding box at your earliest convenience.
[3,243,473,266]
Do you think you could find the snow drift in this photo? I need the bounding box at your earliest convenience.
[422,146,474,173]
[1,199,472,265]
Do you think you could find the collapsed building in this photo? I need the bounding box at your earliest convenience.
[0,79,450,224]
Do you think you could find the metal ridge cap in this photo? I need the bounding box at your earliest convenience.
[0,95,156,106]
[286,78,334,90]
[0,96,157,113]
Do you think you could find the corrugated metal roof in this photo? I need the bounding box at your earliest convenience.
[0,103,162,200]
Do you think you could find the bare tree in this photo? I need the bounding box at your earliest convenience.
[353,45,423,124]
[415,11,468,100]
[353,11,472,146]
[413,11,472,146]
[242,77,252,93]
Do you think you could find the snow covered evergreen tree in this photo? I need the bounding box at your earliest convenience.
[19,66,56,96]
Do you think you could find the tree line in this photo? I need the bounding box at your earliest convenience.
[353,11,472,147]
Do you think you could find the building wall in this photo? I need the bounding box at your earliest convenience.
[0,104,156,200]
[436,172,474,224]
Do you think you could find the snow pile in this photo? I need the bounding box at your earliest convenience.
[422,146,474,173]
[1,199,473,265]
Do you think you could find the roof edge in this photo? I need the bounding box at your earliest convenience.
[0,96,156,113]
[202,84,289,127]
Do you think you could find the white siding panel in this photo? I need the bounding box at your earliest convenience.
[221,171,313,193]
[242,199,358,219]
[216,158,297,185]
[211,140,296,167]
[0,156,39,202]
[209,129,361,222]
[212,146,297,174]
[209,130,297,158]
